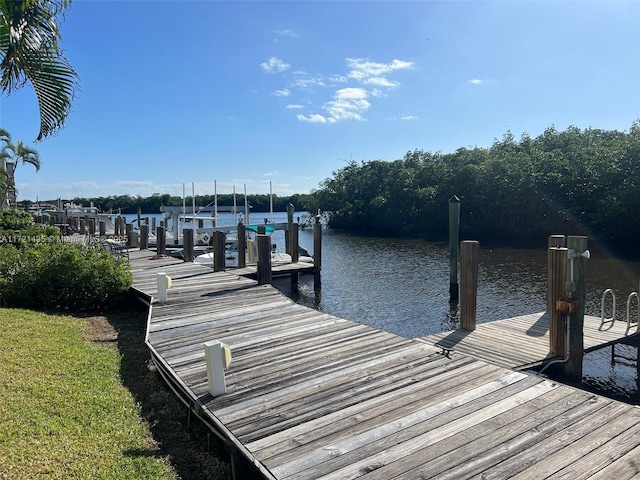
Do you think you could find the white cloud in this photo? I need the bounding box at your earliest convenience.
[273,29,298,38]
[334,87,368,100]
[300,88,370,123]
[347,58,413,85]
[297,114,329,123]
[260,57,291,73]
[469,79,482,85]
[265,56,414,124]
[291,71,326,90]
[401,115,418,120]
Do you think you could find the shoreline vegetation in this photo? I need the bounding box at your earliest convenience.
[22,122,640,259]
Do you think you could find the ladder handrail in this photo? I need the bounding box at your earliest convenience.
[600,288,616,328]
[627,291,638,332]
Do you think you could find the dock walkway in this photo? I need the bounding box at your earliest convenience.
[418,312,637,370]
[130,249,640,479]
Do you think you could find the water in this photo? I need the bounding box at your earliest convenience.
[125,211,640,403]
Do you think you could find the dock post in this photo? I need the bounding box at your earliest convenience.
[564,235,588,383]
[313,215,322,291]
[157,272,171,304]
[204,340,232,397]
[140,225,149,250]
[213,231,226,272]
[257,234,272,285]
[183,228,194,262]
[286,203,294,255]
[449,195,461,304]
[549,246,568,357]
[125,223,134,247]
[547,235,566,315]
[237,224,246,268]
[156,226,166,256]
[99,220,106,239]
[88,218,95,236]
[151,217,156,233]
[460,240,479,331]
[79,218,85,235]
[290,223,299,288]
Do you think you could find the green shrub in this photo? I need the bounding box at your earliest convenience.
[1,242,132,310]
[0,207,34,230]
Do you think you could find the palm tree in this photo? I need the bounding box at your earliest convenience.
[0,130,40,208]
[0,0,78,141]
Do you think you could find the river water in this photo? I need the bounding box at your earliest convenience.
[126,211,640,403]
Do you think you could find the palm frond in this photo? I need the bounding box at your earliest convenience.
[0,0,78,141]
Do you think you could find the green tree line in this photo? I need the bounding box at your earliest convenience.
[306,122,640,254]
[35,192,313,215]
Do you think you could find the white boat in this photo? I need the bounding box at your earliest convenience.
[194,242,313,268]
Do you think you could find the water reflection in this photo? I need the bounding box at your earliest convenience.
[274,228,640,404]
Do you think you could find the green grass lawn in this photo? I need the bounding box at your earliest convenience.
[0,308,177,479]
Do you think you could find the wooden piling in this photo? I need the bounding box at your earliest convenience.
[213,231,226,272]
[460,240,479,331]
[125,223,133,247]
[156,226,166,256]
[548,246,568,357]
[547,235,566,315]
[291,223,299,263]
[88,218,95,236]
[290,222,300,288]
[151,217,156,233]
[565,235,588,383]
[140,225,149,250]
[449,195,461,303]
[257,234,272,285]
[237,224,246,268]
[79,218,85,235]
[99,220,106,238]
[183,229,194,262]
[286,203,294,255]
[313,216,322,290]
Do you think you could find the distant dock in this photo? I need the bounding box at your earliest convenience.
[129,249,640,479]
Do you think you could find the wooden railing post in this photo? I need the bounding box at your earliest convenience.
[549,246,568,357]
[183,228,194,262]
[213,231,226,272]
[257,234,272,285]
[460,240,479,331]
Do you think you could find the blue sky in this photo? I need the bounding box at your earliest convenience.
[1,0,639,202]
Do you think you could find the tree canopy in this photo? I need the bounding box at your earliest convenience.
[306,121,640,255]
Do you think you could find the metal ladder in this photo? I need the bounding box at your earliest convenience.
[600,288,639,332]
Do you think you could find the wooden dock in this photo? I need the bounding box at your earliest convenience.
[418,311,638,370]
[130,249,640,479]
